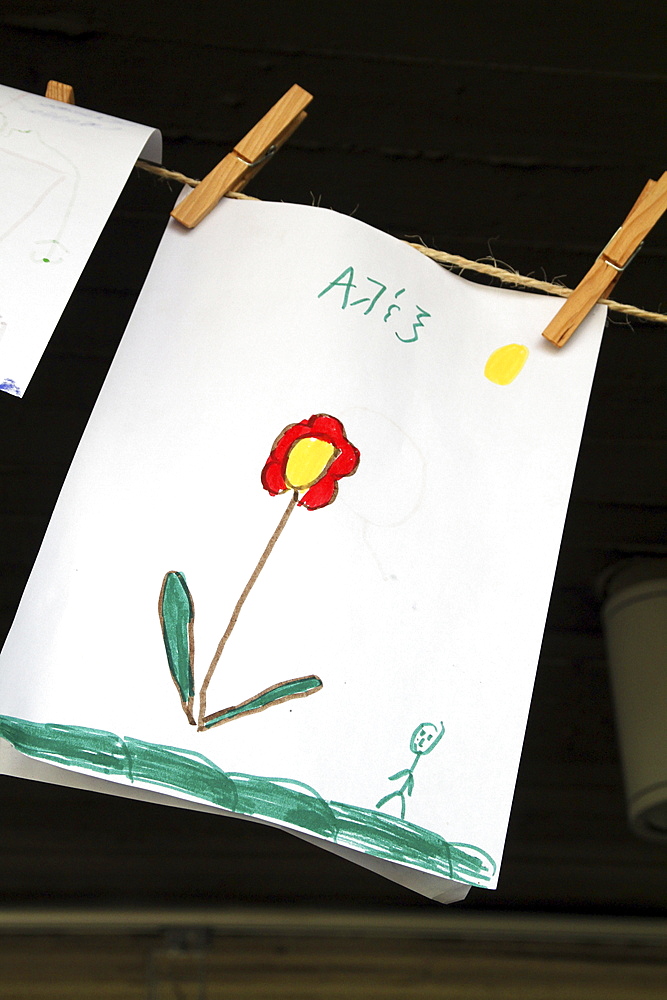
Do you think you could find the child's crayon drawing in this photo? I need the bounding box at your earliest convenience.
[0,197,607,896]
[0,83,160,396]
[160,415,360,731]
[0,90,80,260]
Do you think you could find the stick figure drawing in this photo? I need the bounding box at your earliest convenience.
[376,721,445,819]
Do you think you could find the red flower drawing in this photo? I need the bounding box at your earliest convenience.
[261,414,360,510]
[190,414,360,731]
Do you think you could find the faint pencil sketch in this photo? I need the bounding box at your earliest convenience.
[0,89,81,258]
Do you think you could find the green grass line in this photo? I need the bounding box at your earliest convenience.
[0,714,496,885]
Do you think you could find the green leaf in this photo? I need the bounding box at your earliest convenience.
[202,675,323,729]
[159,571,195,704]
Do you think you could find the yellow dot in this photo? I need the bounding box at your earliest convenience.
[484,343,529,385]
[285,437,337,491]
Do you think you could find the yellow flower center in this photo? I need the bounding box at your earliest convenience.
[285,437,337,491]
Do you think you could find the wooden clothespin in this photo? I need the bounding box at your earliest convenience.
[542,172,667,347]
[171,84,312,229]
[45,80,75,104]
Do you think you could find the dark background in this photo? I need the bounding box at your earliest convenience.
[0,1,665,915]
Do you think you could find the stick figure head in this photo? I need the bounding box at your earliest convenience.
[410,721,444,756]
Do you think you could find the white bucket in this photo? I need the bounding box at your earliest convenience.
[601,560,667,841]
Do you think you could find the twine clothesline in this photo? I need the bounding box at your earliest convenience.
[136,160,667,325]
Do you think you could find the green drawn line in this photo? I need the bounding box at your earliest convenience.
[0,715,496,886]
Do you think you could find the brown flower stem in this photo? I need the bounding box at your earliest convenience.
[198,491,299,728]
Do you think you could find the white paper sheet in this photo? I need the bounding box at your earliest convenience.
[0,84,161,396]
[0,198,605,898]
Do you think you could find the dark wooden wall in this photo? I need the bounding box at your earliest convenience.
[3,919,667,999]
[0,1,665,915]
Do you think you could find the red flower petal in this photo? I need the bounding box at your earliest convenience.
[261,457,288,495]
[299,474,338,510]
[329,439,360,478]
[269,421,310,465]
[309,414,347,445]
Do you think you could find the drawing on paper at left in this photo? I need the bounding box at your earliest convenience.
[0,90,80,261]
